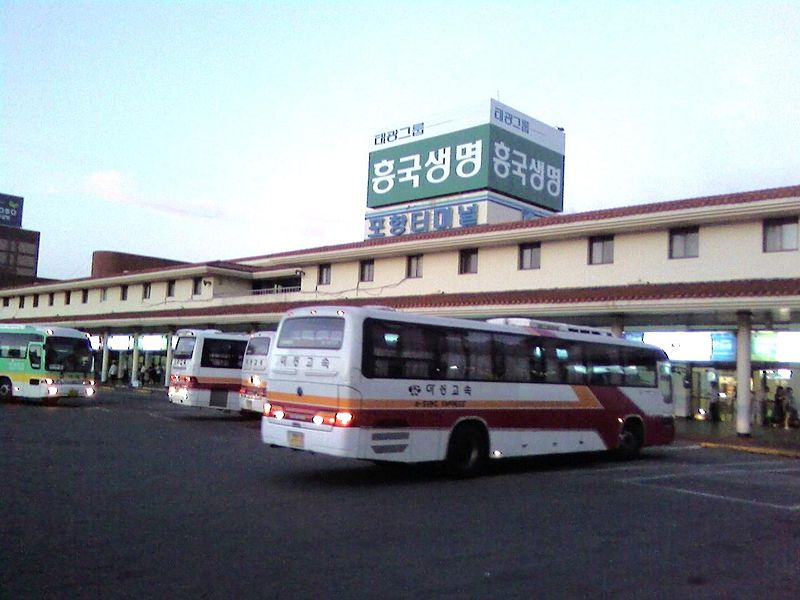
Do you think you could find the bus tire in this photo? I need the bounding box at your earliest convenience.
[0,378,13,402]
[446,422,488,478]
[616,419,643,460]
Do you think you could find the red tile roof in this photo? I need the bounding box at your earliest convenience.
[237,184,800,266]
[10,278,800,326]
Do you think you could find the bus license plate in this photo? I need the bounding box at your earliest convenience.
[288,431,305,449]
[68,389,78,397]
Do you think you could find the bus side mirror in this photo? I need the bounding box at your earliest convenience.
[28,343,43,370]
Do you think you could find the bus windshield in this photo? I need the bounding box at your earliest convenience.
[277,317,344,350]
[44,336,92,373]
[173,337,197,360]
[245,336,272,356]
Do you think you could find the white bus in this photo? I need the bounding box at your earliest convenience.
[261,306,674,476]
[168,329,249,412]
[0,324,96,404]
[239,330,276,414]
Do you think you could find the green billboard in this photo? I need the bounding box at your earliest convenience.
[367,124,564,211]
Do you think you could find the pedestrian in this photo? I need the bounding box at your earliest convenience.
[773,386,786,426]
[784,387,796,429]
[108,361,118,385]
[708,381,721,423]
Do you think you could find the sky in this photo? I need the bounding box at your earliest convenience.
[2,0,799,280]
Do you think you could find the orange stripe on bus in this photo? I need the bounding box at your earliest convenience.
[267,386,604,411]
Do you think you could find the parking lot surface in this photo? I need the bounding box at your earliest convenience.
[2,391,799,599]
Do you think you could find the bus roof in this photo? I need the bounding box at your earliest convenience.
[175,329,249,339]
[0,323,89,338]
[279,306,668,354]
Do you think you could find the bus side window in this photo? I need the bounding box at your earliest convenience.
[438,331,466,380]
[558,344,586,385]
[492,334,530,383]
[29,345,42,369]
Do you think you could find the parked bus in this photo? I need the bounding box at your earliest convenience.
[168,329,248,411]
[239,331,276,414]
[261,306,674,476]
[0,324,96,404]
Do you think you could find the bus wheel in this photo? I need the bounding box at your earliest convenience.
[446,423,488,478]
[616,420,643,460]
[0,378,12,402]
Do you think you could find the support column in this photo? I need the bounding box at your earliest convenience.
[736,311,753,437]
[164,330,174,387]
[610,314,624,337]
[100,331,111,383]
[131,332,141,387]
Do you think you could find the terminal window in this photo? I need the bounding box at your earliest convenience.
[406,255,423,278]
[588,236,614,265]
[763,217,798,252]
[459,249,478,274]
[359,260,374,283]
[318,264,331,286]
[518,242,541,270]
[669,227,699,259]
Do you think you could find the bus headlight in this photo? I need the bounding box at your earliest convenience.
[86,388,96,397]
[47,386,58,396]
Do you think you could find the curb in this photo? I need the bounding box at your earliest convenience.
[98,386,165,395]
[699,442,800,460]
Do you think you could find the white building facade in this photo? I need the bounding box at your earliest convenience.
[1,185,798,435]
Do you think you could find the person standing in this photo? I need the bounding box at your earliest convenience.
[108,361,118,385]
[773,386,786,426]
[708,381,721,423]
[784,387,796,429]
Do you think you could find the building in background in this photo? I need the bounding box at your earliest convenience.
[0,193,45,287]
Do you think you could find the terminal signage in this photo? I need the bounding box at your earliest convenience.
[0,194,24,228]
[366,201,480,239]
[367,100,565,212]
[640,331,800,363]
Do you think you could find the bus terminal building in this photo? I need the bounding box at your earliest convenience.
[0,183,798,436]
[1,103,798,437]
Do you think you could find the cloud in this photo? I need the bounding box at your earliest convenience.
[82,169,232,221]
[83,170,136,204]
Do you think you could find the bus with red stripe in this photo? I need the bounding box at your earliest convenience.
[168,329,248,412]
[260,306,674,476]
[239,330,275,414]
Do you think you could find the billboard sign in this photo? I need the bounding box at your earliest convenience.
[367,101,564,212]
[0,194,24,228]
[638,331,800,363]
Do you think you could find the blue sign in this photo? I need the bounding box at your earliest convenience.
[0,194,23,228]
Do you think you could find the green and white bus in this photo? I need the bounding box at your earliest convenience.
[0,324,96,404]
